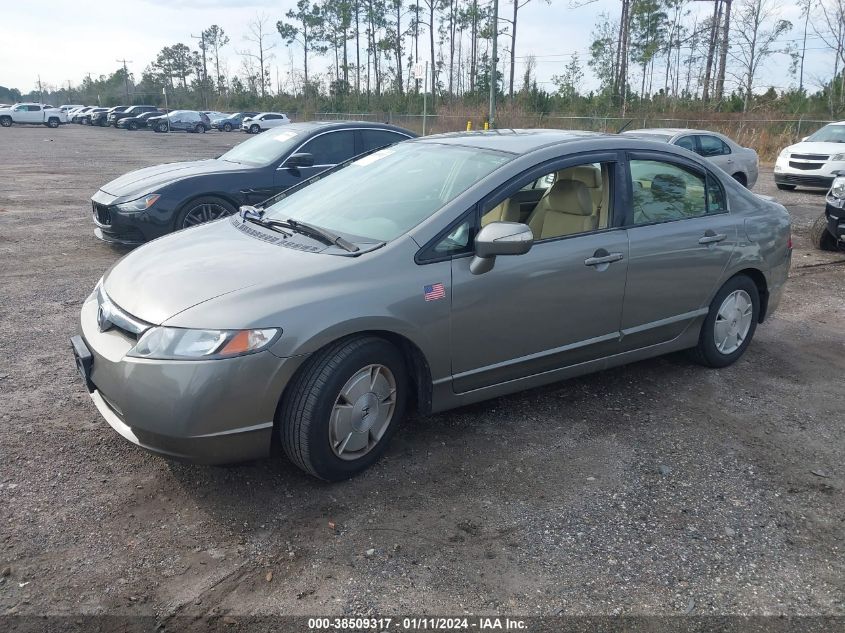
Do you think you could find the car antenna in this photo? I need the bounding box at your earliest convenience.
[616,119,634,134]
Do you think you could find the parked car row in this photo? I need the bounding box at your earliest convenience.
[63,105,292,134]
[0,103,68,128]
[73,124,793,481]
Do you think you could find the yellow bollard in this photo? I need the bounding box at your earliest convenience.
[484,120,489,131]
[466,120,472,131]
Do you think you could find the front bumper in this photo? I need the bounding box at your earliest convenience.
[90,191,176,245]
[71,297,308,464]
[774,157,845,188]
[825,203,845,241]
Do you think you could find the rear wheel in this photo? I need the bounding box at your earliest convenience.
[128,121,138,130]
[690,275,760,368]
[279,336,407,481]
[776,183,796,191]
[810,214,839,251]
[194,124,205,134]
[176,196,237,229]
[46,118,60,128]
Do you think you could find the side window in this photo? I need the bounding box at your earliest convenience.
[482,162,611,240]
[675,136,696,152]
[361,129,409,153]
[706,172,727,213]
[629,160,708,224]
[28,105,42,112]
[432,218,472,256]
[698,135,731,157]
[301,131,356,165]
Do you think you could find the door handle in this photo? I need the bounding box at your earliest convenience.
[698,231,727,245]
[584,251,624,267]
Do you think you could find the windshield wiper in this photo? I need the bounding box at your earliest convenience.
[273,218,359,252]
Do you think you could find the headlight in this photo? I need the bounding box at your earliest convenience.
[128,327,280,360]
[115,194,160,213]
[87,277,103,303]
[831,176,845,199]
[779,149,791,159]
[831,153,845,161]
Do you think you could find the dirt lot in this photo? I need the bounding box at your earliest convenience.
[0,124,843,622]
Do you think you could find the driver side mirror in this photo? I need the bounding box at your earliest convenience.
[470,222,534,275]
[285,152,315,168]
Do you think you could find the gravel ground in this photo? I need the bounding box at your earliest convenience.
[0,124,843,622]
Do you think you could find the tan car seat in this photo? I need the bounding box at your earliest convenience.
[481,197,521,226]
[560,166,602,213]
[527,180,597,239]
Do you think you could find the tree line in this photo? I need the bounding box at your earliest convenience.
[4,0,844,118]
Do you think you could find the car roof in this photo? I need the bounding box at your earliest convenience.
[415,129,611,153]
[278,120,418,135]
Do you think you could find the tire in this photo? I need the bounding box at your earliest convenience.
[690,275,760,368]
[731,172,747,187]
[249,124,260,134]
[809,214,839,251]
[156,122,168,133]
[776,183,796,191]
[46,118,60,128]
[0,116,11,127]
[222,122,232,132]
[279,336,408,481]
[175,196,237,230]
[194,124,205,134]
[99,119,108,127]
[128,122,138,130]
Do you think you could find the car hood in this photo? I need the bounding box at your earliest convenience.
[102,218,355,326]
[785,141,845,155]
[98,159,243,199]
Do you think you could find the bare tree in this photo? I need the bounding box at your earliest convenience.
[729,0,791,111]
[501,0,549,98]
[814,0,845,109]
[240,14,277,98]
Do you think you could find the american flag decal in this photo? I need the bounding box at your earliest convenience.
[424,282,446,301]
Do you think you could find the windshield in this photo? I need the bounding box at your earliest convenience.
[262,142,513,242]
[219,129,302,167]
[806,124,845,143]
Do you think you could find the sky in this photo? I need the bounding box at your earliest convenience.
[0,0,838,98]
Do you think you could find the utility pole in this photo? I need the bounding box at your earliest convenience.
[489,0,498,128]
[37,75,43,104]
[116,58,132,103]
[191,32,209,109]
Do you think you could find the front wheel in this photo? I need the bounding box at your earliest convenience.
[279,336,407,481]
[810,214,839,251]
[175,196,237,229]
[128,122,138,130]
[222,122,232,132]
[690,275,760,368]
[156,122,168,133]
[776,183,796,191]
[249,124,260,134]
[0,116,11,127]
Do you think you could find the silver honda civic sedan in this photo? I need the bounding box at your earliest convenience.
[71,130,792,480]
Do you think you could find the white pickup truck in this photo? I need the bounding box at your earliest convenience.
[0,103,68,128]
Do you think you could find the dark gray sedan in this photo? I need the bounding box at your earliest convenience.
[71,130,792,480]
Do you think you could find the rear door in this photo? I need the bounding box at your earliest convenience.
[21,105,41,123]
[619,152,738,351]
[357,128,413,155]
[696,134,735,174]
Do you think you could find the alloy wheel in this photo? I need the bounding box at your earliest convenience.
[329,364,397,461]
[181,202,232,227]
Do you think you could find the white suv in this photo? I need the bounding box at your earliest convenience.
[242,112,290,133]
[775,122,845,191]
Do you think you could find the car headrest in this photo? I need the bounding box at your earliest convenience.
[651,174,686,201]
[547,180,593,216]
[562,166,601,188]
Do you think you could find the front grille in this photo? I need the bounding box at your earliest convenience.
[777,174,834,187]
[789,161,825,170]
[790,153,829,161]
[93,202,112,225]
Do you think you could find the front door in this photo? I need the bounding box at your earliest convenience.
[619,154,739,350]
[273,129,358,198]
[448,156,629,393]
